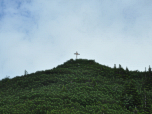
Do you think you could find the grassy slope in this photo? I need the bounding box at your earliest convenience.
[0,59,151,114]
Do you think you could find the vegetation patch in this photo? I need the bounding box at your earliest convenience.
[0,58,151,113]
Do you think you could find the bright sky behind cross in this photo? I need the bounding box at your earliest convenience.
[0,0,152,80]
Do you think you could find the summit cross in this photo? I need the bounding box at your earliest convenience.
[74,51,80,59]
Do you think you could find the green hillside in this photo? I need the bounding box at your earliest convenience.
[0,59,152,114]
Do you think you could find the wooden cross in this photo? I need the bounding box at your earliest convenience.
[74,51,80,59]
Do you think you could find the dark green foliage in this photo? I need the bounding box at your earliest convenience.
[91,78,97,87]
[70,94,98,108]
[129,80,142,110]
[0,76,10,83]
[0,59,151,113]
[142,89,152,114]
[0,75,10,87]
[119,93,134,110]
[60,84,68,93]
[119,79,142,112]
[142,66,152,91]
[114,66,131,80]
[125,67,131,80]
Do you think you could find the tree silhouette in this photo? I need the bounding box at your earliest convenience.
[24,70,28,76]
[116,65,131,80]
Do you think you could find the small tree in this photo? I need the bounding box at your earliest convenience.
[119,79,142,112]
[24,70,28,76]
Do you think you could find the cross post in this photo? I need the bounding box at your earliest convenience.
[74,51,80,59]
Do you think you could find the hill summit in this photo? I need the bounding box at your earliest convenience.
[0,58,151,114]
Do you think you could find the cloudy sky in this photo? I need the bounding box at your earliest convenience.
[0,0,152,80]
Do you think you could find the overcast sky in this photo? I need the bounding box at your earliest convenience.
[0,0,152,80]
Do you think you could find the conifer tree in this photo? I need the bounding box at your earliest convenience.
[143,66,152,91]
[119,64,121,69]
[117,66,130,80]
[148,65,152,90]
[142,89,152,114]
[118,64,122,75]
[125,67,131,80]
[113,64,117,79]
[114,64,116,73]
[145,67,147,78]
[119,79,142,112]
[119,81,134,111]
[113,64,120,79]
[126,67,129,73]
[24,70,28,76]
[141,67,147,91]
[114,64,116,69]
